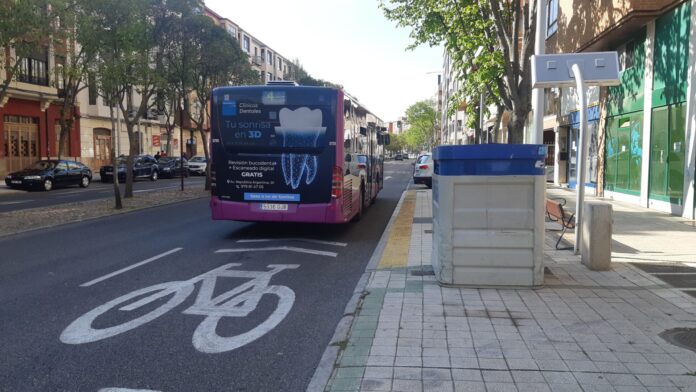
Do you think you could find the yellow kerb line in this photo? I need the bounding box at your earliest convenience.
[377,190,416,269]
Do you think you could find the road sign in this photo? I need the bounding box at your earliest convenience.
[531,52,620,254]
[531,52,620,88]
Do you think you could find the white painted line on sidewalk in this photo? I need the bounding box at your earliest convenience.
[236,238,347,247]
[216,246,337,258]
[0,200,33,205]
[385,176,393,180]
[80,248,183,287]
[55,190,88,196]
[134,186,180,193]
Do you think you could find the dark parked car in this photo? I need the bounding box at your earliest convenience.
[394,154,404,161]
[157,157,189,178]
[100,155,159,183]
[4,160,92,191]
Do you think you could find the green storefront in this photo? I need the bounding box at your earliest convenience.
[604,2,691,211]
[649,2,690,207]
[605,30,646,197]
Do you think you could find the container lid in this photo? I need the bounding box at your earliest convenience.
[434,144,548,161]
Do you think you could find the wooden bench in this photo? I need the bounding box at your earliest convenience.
[545,198,575,250]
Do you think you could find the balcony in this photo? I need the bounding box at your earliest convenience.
[251,56,264,66]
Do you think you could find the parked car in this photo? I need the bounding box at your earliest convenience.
[157,156,189,178]
[188,155,207,175]
[4,160,92,191]
[413,153,433,188]
[100,155,159,182]
[394,154,404,161]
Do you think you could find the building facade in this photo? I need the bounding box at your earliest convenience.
[0,31,81,178]
[546,0,696,219]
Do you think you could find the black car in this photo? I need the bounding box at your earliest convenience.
[4,160,92,191]
[100,155,159,182]
[394,154,404,161]
[157,157,189,178]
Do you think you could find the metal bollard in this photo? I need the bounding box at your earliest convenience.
[581,201,612,271]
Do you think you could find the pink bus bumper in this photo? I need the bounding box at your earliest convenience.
[210,196,349,224]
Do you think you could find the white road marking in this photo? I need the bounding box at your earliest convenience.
[216,246,338,257]
[236,238,347,247]
[99,389,162,392]
[385,176,392,180]
[80,248,183,287]
[0,200,33,205]
[63,263,297,354]
[134,186,179,193]
[55,190,88,196]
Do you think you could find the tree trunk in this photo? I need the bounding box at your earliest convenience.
[109,105,122,210]
[507,107,527,144]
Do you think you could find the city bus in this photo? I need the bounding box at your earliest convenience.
[209,83,389,223]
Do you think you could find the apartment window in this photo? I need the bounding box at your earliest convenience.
[618,41,635,71]
[54,57,65,89]
[267,72,272,82]
[18,51,48,86]
[278,58,282,71]
[243,36,250,52]
[547,0,558,37]
[226,25,237,37]
[267,51,273,65]
[88,73,97,105]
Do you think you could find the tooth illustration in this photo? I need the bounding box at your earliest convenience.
[275,108,326,190]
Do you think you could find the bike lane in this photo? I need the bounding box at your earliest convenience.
[0,161,415,392]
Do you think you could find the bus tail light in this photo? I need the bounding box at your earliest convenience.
[332,166,343,198]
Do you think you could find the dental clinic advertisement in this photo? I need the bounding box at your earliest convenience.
[216,89,336,204]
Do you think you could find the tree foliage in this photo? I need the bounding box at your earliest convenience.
[403,100,436,150]
[385,133,404,153]
[0,0,54,103]
[380,0,537,143]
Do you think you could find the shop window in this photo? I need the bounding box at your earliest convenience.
[605,113,643,194]
[649,103,686,204]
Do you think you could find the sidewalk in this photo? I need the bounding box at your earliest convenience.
[321,188,696,392]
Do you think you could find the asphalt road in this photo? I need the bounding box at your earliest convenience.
[0,176,207,213]
[0,161,415,392]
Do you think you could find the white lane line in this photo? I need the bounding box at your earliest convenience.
[55,190,88,195]
[80,248,183,287]
[385,176,393,180]
[236,238,347,247]
[134,186,178,193]
[0,200,34,205]
[216,246,338,258]
[99,389,162,392]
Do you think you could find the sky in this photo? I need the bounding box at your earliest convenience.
[205,0,443,121]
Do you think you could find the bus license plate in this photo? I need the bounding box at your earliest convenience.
[261,203,288,211]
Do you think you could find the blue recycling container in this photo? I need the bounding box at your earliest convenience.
[431,144,548,287]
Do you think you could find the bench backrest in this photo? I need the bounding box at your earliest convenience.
[546,199,564,219]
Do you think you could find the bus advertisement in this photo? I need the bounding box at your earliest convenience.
[209,85,389,223]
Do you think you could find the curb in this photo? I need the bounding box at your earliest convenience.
[306,189,409,392]
[0,193,208,239]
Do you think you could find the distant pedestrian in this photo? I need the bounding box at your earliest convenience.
[161,150,167,158]
[154,151,161,160]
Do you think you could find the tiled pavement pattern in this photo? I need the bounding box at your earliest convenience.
[325,189,696,392]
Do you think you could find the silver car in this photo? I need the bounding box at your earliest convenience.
[188,156,207,175]
[413,153,433,188]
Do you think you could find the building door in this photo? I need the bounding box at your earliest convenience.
[93,128,111,170]
[649,103,686,205]
[3,116,39,173]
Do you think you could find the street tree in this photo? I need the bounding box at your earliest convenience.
[403,100,437,151]
[0,0,53,104]
[380,0,538,143]
[52,0,95,159]
[176,14,259,190]
[83,0,168,198]
[385,133,404,154]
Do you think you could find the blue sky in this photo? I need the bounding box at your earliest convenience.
[205,0,443,121]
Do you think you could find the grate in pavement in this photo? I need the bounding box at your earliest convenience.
[659,328,696,353]
[631,263,696,274]
[410,266,435,276]
[412,217,433,224]
[424,229,433,233]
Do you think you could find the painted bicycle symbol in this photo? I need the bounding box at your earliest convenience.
[60,263,299,353]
